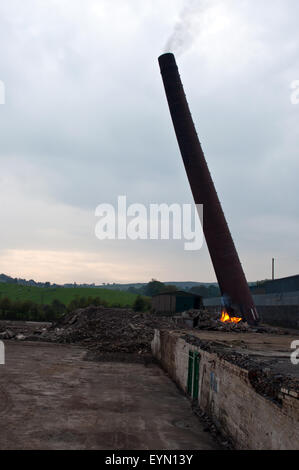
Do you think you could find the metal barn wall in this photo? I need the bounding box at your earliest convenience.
[152,295,176,314]
[252,275,299,295]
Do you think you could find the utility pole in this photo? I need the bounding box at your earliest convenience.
[272,258,275,281]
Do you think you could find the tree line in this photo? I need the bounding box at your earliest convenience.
[0,294,151,322]
[127,279,220,298]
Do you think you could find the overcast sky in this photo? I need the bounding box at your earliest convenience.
[0,0,298,284]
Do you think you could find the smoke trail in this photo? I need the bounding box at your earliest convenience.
[164,0,212,56]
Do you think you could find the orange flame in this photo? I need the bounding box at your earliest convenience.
[220,310,242,324]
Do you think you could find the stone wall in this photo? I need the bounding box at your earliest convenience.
[152,330,299,450]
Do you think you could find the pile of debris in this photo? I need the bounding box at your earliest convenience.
[0,307,289,358]
[0,320,50,341]
[174,309,288,334]
[0,330,27,341]
[36,306,178,356]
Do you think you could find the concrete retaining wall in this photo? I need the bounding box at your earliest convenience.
[152,330,299,450]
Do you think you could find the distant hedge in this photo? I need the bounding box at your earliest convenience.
[0,295,130,322]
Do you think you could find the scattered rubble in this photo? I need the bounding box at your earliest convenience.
[0,320,50,340]
[0,307,292,356]
[176,309,290,334]
[1,306,297,404]
[16,334,26,341]
[0,330,14,340]
[36,306,178,356]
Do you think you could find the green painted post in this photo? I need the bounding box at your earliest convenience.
[187,351,194,396]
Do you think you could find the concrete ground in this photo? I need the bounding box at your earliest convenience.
[0,341,220,450]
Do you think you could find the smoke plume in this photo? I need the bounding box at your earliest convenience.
[164,0,212,56]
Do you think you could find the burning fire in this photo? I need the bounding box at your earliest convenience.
[220,310,242,324]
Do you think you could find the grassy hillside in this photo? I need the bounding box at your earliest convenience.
[0,283,138,308]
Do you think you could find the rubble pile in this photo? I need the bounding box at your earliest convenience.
[0,307,289,354]
[0,329,14,340]
[37,306,177,355]
[178,309,288,334]
[0,320,49,341]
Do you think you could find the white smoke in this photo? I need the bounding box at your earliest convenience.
[164,0,214,56]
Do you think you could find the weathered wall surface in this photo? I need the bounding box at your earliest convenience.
[152,330,299,450]
[203,292,299,328]
[204,291,299,307]
[152,294,176,314]
[255,305,299,328]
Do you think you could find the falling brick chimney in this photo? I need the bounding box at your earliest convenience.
[158,52,259,325]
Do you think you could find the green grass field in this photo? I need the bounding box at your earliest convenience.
[0,283,138,307]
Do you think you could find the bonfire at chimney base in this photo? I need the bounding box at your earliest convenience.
[220,310,242,324]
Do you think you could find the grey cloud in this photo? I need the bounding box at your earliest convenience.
[0,0,298,282]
